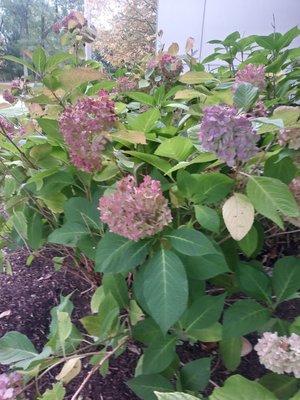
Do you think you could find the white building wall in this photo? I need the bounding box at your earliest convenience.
[157,0,300,59]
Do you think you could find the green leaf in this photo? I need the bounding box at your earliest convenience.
[48,222,88,247]
[45,53,73,72]
[127,108,160,132]
[155,137,194,161]
[102,274,129,308]
[27,212,44,250]
[209,375,277,400]
[155,393,199,400]
[64,197,100,229]
[95,233,150,273]
[32,47,47,72]
[174,89,206,100]
[237,226,258,257]
[133,318,164,345]
[0,331,38,367]
[181,294,225,333]
[81,293,119,339]
[179,71,215,84]
[187,322,222,342]
[36,118,63,143]
[11,211,28,240]
[273,257,300,304]
[165,227,216,257]
[233,83,259,111]
[125,151,172,173]
[142,336,177,375]
[236,263,272,303]
[192,173,234,204]
[194,205,220,233]
[181,357,211,391]
[1,55,36,73]
[223,300,271,338]
[264,155,296,184]
[127,374,173,400]
[259,373,299,400]
[246,176,299,229]
[219,338,242,371]
[57,312,72,355]
[38,383,66,400]
[182,252,229,280]
[143,248,188,334]
[127,92,155,105]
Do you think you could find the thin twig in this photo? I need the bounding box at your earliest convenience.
[266,229,300,239]
[70,338,127,400]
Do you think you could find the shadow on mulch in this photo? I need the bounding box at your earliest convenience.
[0,245,299,399]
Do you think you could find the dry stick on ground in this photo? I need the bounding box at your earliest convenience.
[70,338,128,400]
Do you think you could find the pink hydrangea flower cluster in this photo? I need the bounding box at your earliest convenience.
[247,101,267,118]
[52,10,86,33]
[114,77,137,93]
[147,53,183,82]
[59,91,116,172]
[0,372,22,399]
[234,63,266,91]
[199,105,259,166]
[99,175,173,241]
[0,116,15,138]
[255,332,300,378]
[2,78,25,104]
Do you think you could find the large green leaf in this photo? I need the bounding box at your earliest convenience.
[142,336,177,375]
[27,212,44,250]
[127,374,173,400]
[102,274,129,308]
[210,375,277,400]
[194,205,220,233]
[165,227,216,257]
[192,173,234,204]
[32,47,47,72]
[182,253,229,280]
[181,358,211,392]
[264,155,296,185]
[219,338,242,371]
[181,294,225,333]
[142,248,188,334]
[246,176,299,229]
[272,257,300,304]
[236,263,272,303]
[48,222,89,247]
[223,300,271,338]
[125,151,172,173]
[155,137,194,161]
[2,54,36,72]
[233,83,259,111]
[259,373,299,400]
[95,233,150,273]
[133,318,164,345]
[127,92,155,105]
[64,197,100,229]
[127,108,160,132]
[0,331,38,367]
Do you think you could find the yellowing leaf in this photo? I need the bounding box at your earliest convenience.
[174,89,206,101]
[167,43,179,55]
[112,130,146,144]
[179,71,215,84]
[59,67,106,89]
[222,193,254,241]
[56,358,82,384]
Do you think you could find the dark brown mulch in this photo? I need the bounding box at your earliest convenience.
[0,243,299,399]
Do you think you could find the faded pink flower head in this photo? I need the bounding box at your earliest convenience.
[59,91,116,172]
[147,53,183,83]
[199,105,259,167]
[255,332,300,378]
[52,10,86,33]
[0,372,22,399]
[99,175,173,241]
[114,76,137,93]
[234,64,266,91]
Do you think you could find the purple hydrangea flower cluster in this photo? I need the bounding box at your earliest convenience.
[234,63,266,91]
[2,90,16,104]
[0,372,22,399]
[59,91,116,172]
[0,116,15,138]
[199,105,259,167]
[147,53,183,82]
[99,175,173,241]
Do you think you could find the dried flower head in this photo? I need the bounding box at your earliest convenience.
[59,91,116,172]
[52,10,86,33]
[199,105,259,166]
[99,175,173,241]
[0,372,22,399]
[255,332,300,378]
[234,64,266,91]
[147,53,183,83]
[114,76,137,93]
[279,127,300,150]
